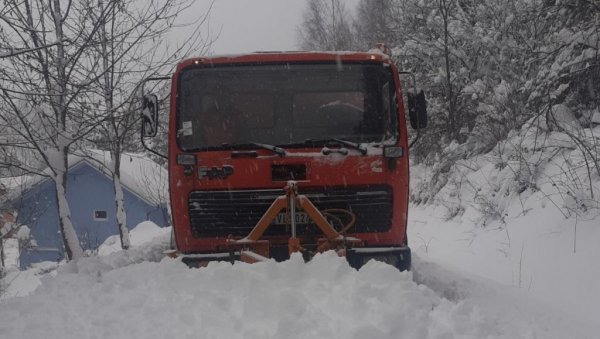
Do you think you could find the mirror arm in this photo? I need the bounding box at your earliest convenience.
[399,71,418,95]
[141,132,168,160]
[141,76,171,94]
[408,127,420,149]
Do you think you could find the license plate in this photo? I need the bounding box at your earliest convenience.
[273,212,311,225]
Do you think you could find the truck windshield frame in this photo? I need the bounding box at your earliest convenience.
[176,62,398,152]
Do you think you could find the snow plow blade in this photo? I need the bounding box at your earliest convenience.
[175,246,411,271]
[346,247,411,271]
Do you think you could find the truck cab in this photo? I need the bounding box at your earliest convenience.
[143,51,426,270]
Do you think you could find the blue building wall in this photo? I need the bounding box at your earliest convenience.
[18,161,168,268]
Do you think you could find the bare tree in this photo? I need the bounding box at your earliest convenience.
[353,0,398,49]
[297,0,356,51]
[0,0,122,260]
[0,0,213,260]
[438,0,460,141]
[82,0,213,250]
[0,41,64,59]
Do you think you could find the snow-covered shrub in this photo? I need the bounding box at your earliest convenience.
[374,0,600,223]
[412,113,600,226]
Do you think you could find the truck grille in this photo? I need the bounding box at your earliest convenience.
[188,186,393,237]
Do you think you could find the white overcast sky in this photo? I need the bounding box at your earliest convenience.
[188,0,361,55]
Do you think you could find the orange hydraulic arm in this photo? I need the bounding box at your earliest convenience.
[227,181,363,263]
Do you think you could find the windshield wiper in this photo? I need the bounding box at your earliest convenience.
[249,142,286,157]
[304,138,367,155]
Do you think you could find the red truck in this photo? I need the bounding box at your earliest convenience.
[142,49,427,270]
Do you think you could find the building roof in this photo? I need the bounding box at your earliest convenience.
[1,150,168,207]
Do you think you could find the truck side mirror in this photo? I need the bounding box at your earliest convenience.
[142,94,159,137]
[407,90,427,129]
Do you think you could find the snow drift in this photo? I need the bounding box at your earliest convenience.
[0,222,594,338]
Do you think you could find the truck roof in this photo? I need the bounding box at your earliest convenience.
[176,51,391,72]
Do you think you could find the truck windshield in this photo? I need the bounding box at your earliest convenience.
[176,63,397,151]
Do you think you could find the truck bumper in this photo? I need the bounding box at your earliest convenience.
[346,246,411,271]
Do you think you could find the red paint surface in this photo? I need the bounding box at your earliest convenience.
[167,52,410,254]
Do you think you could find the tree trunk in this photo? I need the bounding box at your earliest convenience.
[1,239,5,268]
[112,152,130,250]
[98,0,131,250]
[53,151,83,260]
[440,0,458,141]
[49,1,82,261]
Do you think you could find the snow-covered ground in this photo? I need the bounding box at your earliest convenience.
[1,221,598,338]
[407,118,600,330]
[409,204,600,328]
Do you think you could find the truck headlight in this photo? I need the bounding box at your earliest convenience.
[176,153,196,165]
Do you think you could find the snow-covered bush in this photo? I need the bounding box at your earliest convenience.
[338,0,600,221]
[412,114,600,224]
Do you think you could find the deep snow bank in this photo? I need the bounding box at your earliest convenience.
[0,249,594,339]
[2,217,597,338]
[408,115,600,328]
[0,221,171,299]
[409,203,600,328]
[96,220,171,258]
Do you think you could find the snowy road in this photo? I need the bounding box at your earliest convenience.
[0,223,596,339]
